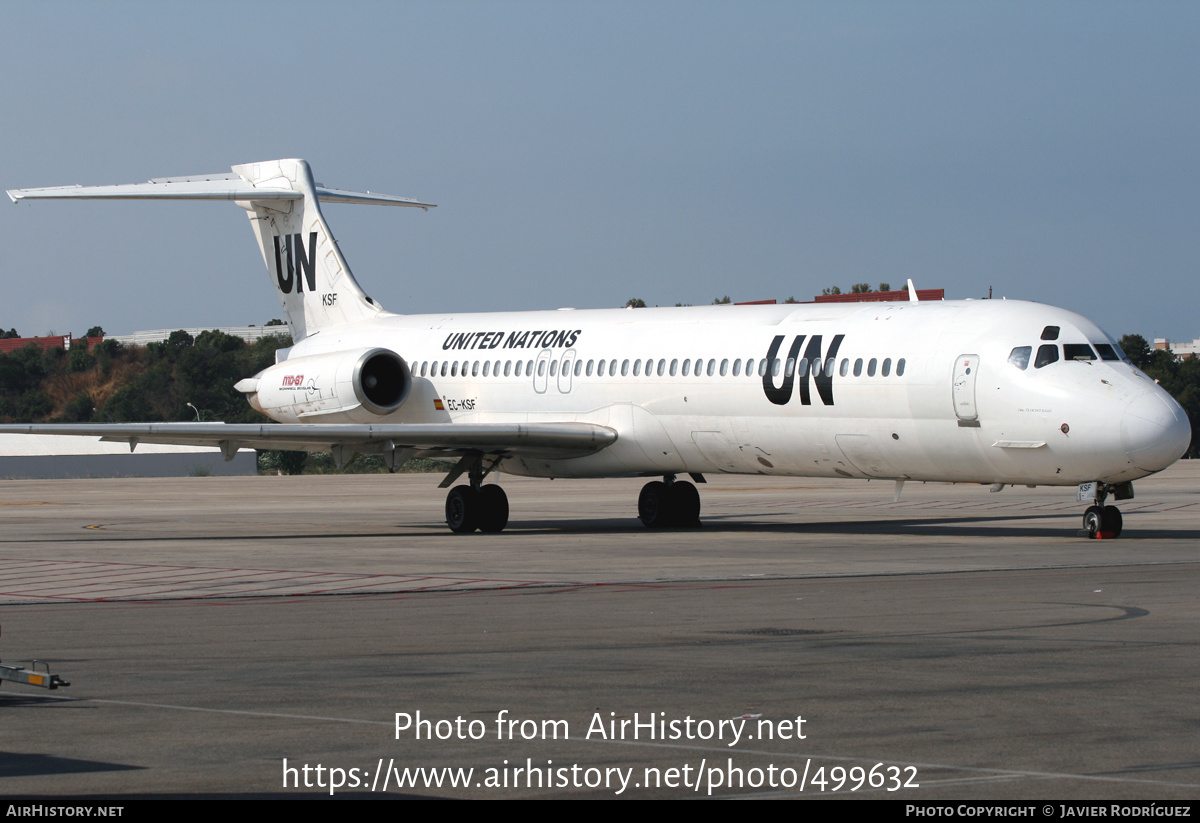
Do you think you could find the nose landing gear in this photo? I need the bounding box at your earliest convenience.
[1078,481,1132,539]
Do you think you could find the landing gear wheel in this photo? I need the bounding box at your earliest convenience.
[1083,504,1122,539]
[1102,505,1123,538]
[477,485,509,533]
[668,480,701,527]
[638,481,670,528]
[445,486,479,533]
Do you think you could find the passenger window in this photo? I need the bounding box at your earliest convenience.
[451,362,459,377]
[472,361,480,377]
[1008,346,1031,370]
[825,357,836,377]
[707,359,716,377]
[596,360,605,377]
[854,358,863,376]
[632,359,641,376]
[882,358,891,377]
[744,358,754,376]
[538,360,547,377]
[483,361,490,377]
[670,358,678,376]
[896,358,906,376]
[682,359,691,376]
[621,359,630,376]
[797,358,808,377]
[495,360,501,376]
[657,359,666,377]
[514,361,522,377]
[839,359,849,377]
[720,359,729,376]
[575,360,583,377]
[732,359,741,377]
[1094,344,1119,361]
[772,359,781,377]
[504,360,512,377]
[586,360,594,376]
[1041,326,1060,341]
[550,360,558,377]
[527,360,534,375]
[867,358,877,377]
[1035,344,1059,368]
[1063,344,1096,361]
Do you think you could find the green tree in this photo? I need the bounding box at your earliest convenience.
[878,282,891,292]
[625,298,646,308]
[712,296,732,305]
[1119,334,1152,369]
[85,326,105,338]
[821,286,842,296]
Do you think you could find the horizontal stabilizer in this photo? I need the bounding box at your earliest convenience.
[8,173,435,209]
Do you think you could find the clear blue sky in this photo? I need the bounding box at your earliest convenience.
[2,1,1197,342]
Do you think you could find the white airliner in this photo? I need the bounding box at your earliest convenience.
[4,159,1191,537]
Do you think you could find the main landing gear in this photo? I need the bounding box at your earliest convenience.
[1079,481,1131,539]
[445,484,509,533]
[638,474,703,528]
[442,454,508,534]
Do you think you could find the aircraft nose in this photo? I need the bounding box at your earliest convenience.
[1121,388,1192,472]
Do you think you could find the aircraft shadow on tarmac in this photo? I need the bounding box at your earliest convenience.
[25,513,1197,542]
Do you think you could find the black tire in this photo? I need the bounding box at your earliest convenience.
[445,486,479,533]
[1082,505,1108,539]
[668,481,701,526]
[638,481,670,528]
[478,485,509,533]
[1102,505,1123,538]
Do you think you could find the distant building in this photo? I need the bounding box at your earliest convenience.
[0,335,103,355]
[0,435,255,479]
[814,288,945,304]
[1154,338,1200,359]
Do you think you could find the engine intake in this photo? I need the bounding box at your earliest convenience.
[354,348,409,414]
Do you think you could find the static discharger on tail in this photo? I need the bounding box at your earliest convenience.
[5,159,1191,536]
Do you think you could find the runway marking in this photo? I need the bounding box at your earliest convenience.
[10,692,1196,792]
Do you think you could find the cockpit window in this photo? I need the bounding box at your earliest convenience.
[1041,325,1060,341]
[1008,346,1032,370]
[1094,343,1120,361]
[1063,344,1097,361]
[1035,344,1059,368]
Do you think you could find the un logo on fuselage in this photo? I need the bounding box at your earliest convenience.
[762,333,845,406]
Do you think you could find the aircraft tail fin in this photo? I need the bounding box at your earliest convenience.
[7,159,434,341]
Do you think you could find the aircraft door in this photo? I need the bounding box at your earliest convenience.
[557,349,576,394]
[952,354,979,422]
[533,350,552,394]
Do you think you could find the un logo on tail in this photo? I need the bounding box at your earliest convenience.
[274,232,318,294]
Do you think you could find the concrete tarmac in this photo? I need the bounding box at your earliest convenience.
[1,464,1198,799]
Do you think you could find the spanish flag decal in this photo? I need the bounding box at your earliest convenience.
[433,398,445,411]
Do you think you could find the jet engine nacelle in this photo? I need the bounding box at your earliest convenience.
[240,347,411,423]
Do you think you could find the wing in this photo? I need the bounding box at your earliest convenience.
[0,422,618,465]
